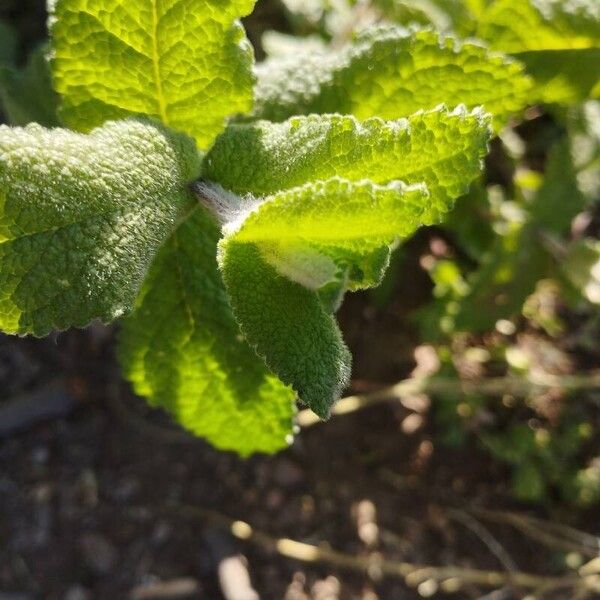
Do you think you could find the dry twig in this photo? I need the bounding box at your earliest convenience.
[297,371,600,427]
[166,504,595,598]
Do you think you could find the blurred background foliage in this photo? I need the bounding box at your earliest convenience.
[0,0,599,509]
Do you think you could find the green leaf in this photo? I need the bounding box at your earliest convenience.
[119,208,296,456]
[211,107,491,414]
[0,119,200,336]
[0,46,60,127]
[228,178,429,250]
[478,0,600,53]
[219,239,351,419]
[228,176,429,292]
[50,0,256,148]
[216,177,431,417]
[252,26,531,127]
[478,0,600,102]
[206,107,492,224]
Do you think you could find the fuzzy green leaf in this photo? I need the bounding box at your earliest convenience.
[0,119,199,336]
[206,107,491,224]
[478,0,600,102]
[119,208,296,456]
[219,239,351,419]
[217,177,432,416]
[252,26,531,127]
[50,0,256,148]
[478,0,600,53]
[229,178,429,251]
[223,176,428,291]
[212,106,491,416]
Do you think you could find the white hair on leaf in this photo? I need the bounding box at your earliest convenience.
[191,180,260,232]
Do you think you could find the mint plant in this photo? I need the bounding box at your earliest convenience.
[0,0,541,455]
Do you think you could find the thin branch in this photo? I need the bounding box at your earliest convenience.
[297,371,600,427]
[167,504,591,595]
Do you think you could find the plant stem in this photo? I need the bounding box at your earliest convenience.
[297,371,600,427]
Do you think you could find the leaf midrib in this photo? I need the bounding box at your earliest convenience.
[150,0,169,124]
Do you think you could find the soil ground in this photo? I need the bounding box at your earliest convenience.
[1,298,598,599]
